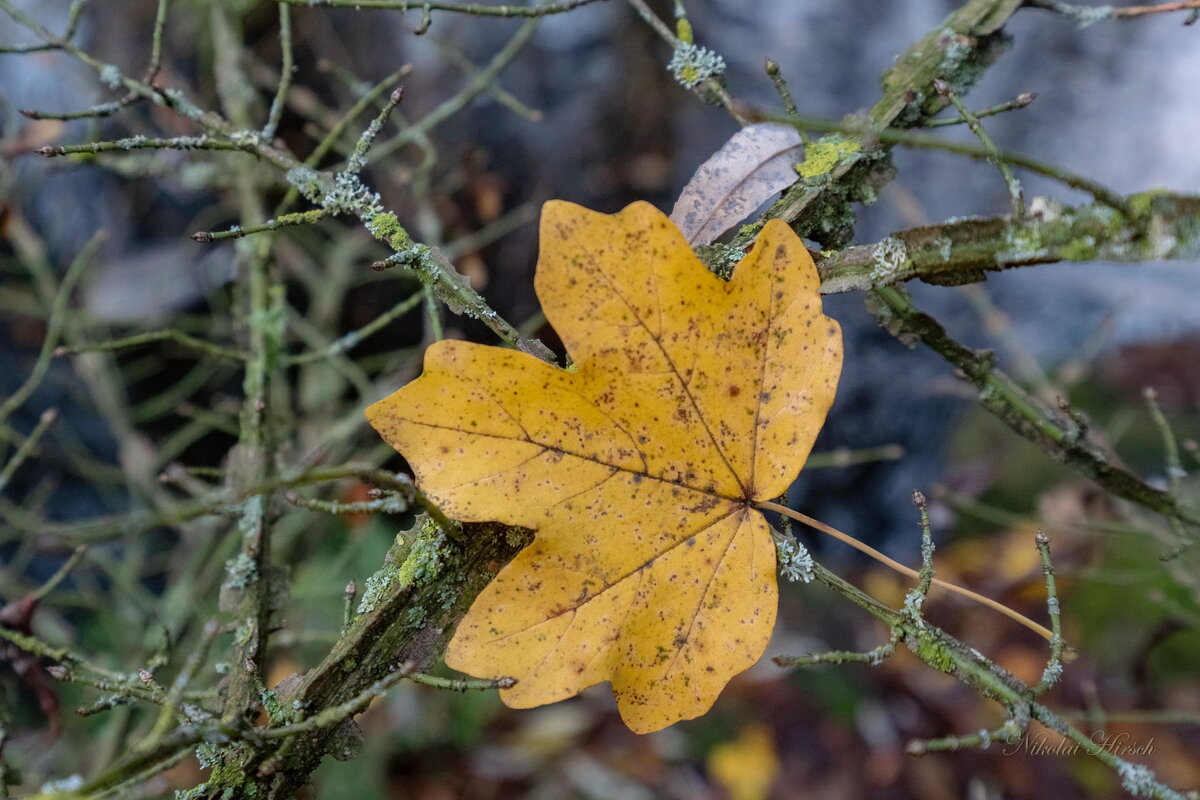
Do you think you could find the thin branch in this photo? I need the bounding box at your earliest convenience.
[278,0,606,15]
[302,66,412,172]
[0,232,104,427]
[763,58,809,143]
[1144,387,1186,496]
[624,0,676,42]
[921,91,1037,128]
[1027,0,1200,22]
[283,490,408,515]
[37,135,262,158]
[28,545,88,603]
[371,18,538,160]
[55,329,246,361]
[286,292,423,365]
[405,672,517,691]
[802,443,905,469]
[145,621,220,741]
[1144,386,1195,559]
[0,408,58,494]
[261,1,293,141]
[191,209,331,242]
[439,202,538,260]
[436,38,543,122]
[1030,531,1066,696]
[0,0,87,53]
[20,97,140,121]
[762,111,1132,217]
[346,87,405,174]
[755,500,1055,640]
[934,77,1025,219]
[867,285,1198,530]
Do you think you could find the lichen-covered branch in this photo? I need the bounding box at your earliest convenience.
[279,0,607,16]
[213,0,284,727]
[808,562,1187,800]
[866,284,1199,531]
[731,0,1023,247]
[196,515,530,797]
[816,192,1200,294]
[1,0,550,362]
[1027,0,1200,23]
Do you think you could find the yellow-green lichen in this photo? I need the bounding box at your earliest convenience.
[395,517,451,587]
[367,212,408,248]
[355,536,404,616]
[1128,188,1171,219]
[1060,235,1098,262]
[908,635,956,673]
[675,17,693,44]
[697,241,746,280]
[796,137,861,180]
[997,225,1046,264]
[260,688,288,725]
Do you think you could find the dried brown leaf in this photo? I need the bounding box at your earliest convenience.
[670,123,803,246]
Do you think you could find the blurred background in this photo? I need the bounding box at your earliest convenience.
[1,0,1198,797]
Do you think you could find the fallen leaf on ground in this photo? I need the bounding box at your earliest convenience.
[708,723,780,800]
[367,200,841,732]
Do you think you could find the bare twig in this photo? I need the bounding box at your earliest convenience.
[55,329,246,361]
[1027,0,1200,22]
[278,0,606,15]
[921,91,1037,128]
[0,409,58,494]
[0,233,104,427]
[934,77,1025,219]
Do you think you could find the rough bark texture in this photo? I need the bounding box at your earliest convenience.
[203,517,530,797]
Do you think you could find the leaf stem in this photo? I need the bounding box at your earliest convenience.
[754,500,1054,641]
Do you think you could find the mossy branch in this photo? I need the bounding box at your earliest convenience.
[730,0,1023,248]
[2,0,550,362]
[865,284,1199,533]
[806,558,1186,799]
[815,193,1200,294]
[195,514,530,797]
[278,0,606,16]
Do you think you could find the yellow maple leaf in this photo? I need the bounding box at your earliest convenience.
[366,200,842,733]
